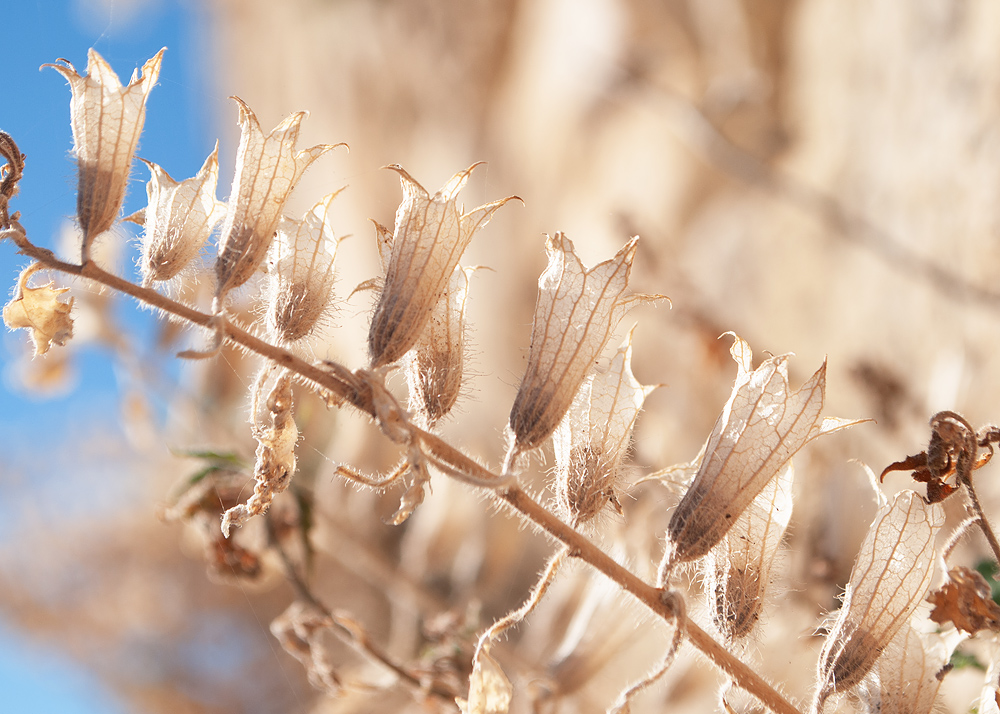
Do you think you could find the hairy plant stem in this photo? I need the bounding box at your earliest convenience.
[4,227,803,714]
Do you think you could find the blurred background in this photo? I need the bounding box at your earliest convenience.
[4,0,1000,711]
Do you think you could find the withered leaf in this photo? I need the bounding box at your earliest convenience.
[3,262,74,356]
[928,566,1000,636]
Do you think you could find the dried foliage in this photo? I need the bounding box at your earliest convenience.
[10,5,1000,714]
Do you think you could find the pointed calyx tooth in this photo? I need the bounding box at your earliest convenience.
[367,163,519,368]
[3,262,74,356]
[551,329,656,526]
[664,333,866,567]
[134,144,226,285]
[214,97,342,302]
[506,233,662,469]
[265,190,345,344]
[814,490,943,706]
[44,48,165,257]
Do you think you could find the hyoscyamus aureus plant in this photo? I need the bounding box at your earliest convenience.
[6,47,1000,714]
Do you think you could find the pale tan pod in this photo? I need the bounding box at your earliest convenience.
[265,190,344,344]
[506,234,659,469]
[706,460,794,640]
[859,624,951,714]
[135,145,226,285]
[45,48,164,255]
[214,98,339,300]
[814,490,943,708]
[665,334,863,566]
[367,164,517,368]
[551,329,655,525]
[405,264,472,425]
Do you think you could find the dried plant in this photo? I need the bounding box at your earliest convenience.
[8,40,1000,714]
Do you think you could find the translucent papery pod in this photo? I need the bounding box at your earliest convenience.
[129,145,226,286]
[3,262,74,356]
[45,48,164,260]
[221,366,298,537]
[405,264,474,426]
[265,190,345,345]
[551,329,656,527]
[705,460,793,641]
[214,98,341,303]
[505,234,663,473]
[812,490,944,713]
[663,333,865,573]
[857,624,956,714]
[368,163,519,368]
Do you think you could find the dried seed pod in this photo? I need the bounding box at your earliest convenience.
[551,329,655,526]
[221,367,298,536]
[706,461,793,640]
[132,146,226,285]
[265,190,344,344]
[368,164,518,368]
[665,334,863,567]
[858,624,952,714]
[405,265,473,425]
[214,98,340,301]
[506,234,661,471]
[814,490,943,709]
[45,48,164,259]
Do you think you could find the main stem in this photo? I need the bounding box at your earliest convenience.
[4,230,803,714]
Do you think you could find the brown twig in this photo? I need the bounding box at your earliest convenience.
[4,227,803,714]
[265,516,460,706]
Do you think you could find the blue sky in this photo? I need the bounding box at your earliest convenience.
[2,1,213,710]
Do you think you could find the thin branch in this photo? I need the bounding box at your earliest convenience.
[7,228,803,714]
[266,517,460,706]
[630,77,1000,310]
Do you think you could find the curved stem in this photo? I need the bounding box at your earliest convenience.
[6,229,803,714]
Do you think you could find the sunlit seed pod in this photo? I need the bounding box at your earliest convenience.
[814,490,943,707]
[265,191,343,344]
[368,164,517,368]
[135,146,225,285]
[706,460,794,641]
[214,97,339,301]
[551,330,655,525]
[664,334,863,569]
[45,48,165,256]
[507,235,660,470]
[406,265,472,425]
